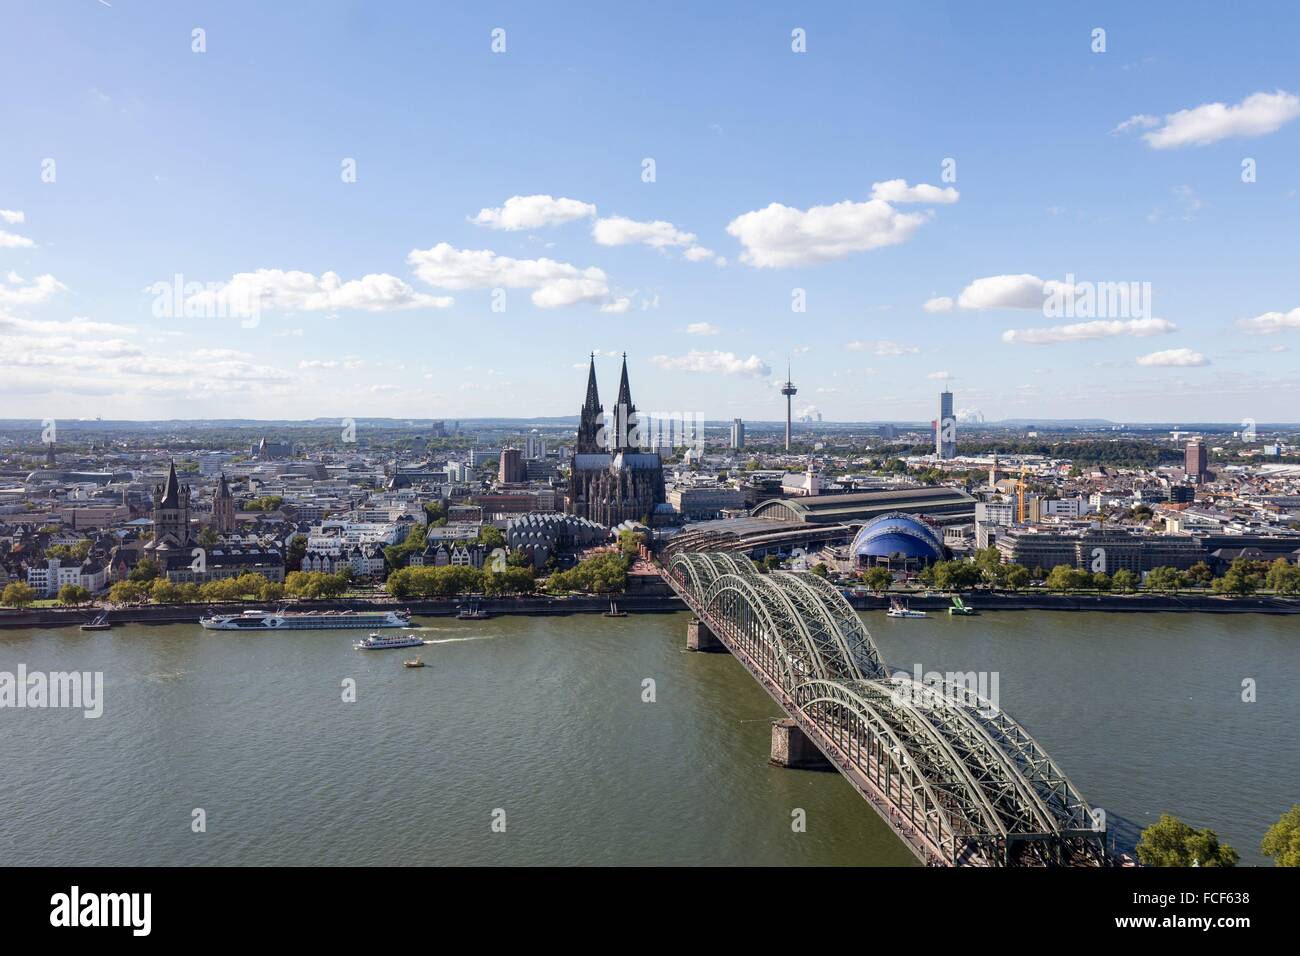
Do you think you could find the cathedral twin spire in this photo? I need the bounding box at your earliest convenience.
[577,353,637,454]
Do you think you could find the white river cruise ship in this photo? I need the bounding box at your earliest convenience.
[199,608,412,631]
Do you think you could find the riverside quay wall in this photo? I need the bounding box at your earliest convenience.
[2,589,1298,630]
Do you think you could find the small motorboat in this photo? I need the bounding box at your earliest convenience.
[403,657,426,668]
[886,597,927,619]
[80,612,112,631]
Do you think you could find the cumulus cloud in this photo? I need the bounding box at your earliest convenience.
[870,179,959,204]
[0,230,34,249]
[469,194,596,231]
[1110,114,1160,136]
[599,297,632,314]
[1235,307,1300,334]
[956,274,1060,310]
[1001,318,1177,345]
[725,198,934,268]
[1130,90,1300,149]
[1136,347,1209,367]
[685,322,720,335]
[0,210,24,225]
[186,269,453,317]
[927,371,951,380]
[0,273,67,306]
[681,245,716,262]
[650,350,771,377]
[407,242,614,309]
[592,215,697,250]
[846,339,919,356]
[923,296,954,313]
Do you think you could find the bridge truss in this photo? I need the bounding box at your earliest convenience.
[666,551,1109,867]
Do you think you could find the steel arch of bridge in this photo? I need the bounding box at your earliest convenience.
[665,550,1107,867]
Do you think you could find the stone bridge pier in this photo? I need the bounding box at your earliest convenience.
[686,617,728,653]
[769,718,832,770]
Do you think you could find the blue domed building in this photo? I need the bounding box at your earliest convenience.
[850,512,946,570]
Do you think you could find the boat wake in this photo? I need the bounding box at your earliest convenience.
[420,634,500,646]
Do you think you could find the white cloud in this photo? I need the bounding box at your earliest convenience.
[592,215,697,250]
[923,296,954,313]
[469,194,596,231]
[407,242,613,309]
[0,210,24,225]
[188,269,453,316]
[1002,318,1177,345]
[0,273,67,306]
[845,339,919,356]
[725,198,933,268]
[0,314,133,337]
[0,230,33,249]
[685,322,720,335]
[1137,90,1300,149]
[599,297,632,314]
[1110,114,1160,135]
[194,348,254,361]
[682,245,716,262]
[870,179,959,204]
[651,350,771,377]
[927,371,951,380]
[1136,348,1209,367]
[1236,307,1300,334]
[956,274,1056,310]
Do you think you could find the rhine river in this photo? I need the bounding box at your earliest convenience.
[2,610,1296,866]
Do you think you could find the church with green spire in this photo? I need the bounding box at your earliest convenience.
[567,353,665,527]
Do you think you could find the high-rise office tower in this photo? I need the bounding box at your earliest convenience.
[730,418,745,450]
[498,448,525,483]
[936,388,956,459]
[1185,439,1209,482]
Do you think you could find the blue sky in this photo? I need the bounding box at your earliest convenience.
[2,1,1299,423]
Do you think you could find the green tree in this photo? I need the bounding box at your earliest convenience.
[150,579,181,604]
[1000,564,1031,591]
[478,525,506,551]
[1265,558,1300,595]
[285,533,308,572]
[1260,805,1300,867]
[1146,566,1186,593]
[1136,814,1238,867]
[2,581,38,608]
[810,562,829,578]
[861,566,893,592]
[1111,568,1140,592]
[197,526,220,549]
[1212,559,1263,596]
[1045,564,1087,592]
[109,580,147,605]
[128,556,161,584]
[1091,571,1112,592]
[1185,561,1214,588]
[57,583,92,606]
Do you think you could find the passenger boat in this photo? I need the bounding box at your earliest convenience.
[948,596,978,616]
[80,612,112,631]
[355,631,426,651]
[886,597,927,619]
[199,608,412,630]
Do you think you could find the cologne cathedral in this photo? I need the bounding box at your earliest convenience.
[566,354,665,527]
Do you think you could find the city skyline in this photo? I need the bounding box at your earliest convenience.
[4,4,1300,423]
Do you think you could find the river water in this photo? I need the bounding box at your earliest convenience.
[1,610,1295,865]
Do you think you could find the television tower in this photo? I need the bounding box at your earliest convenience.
[780,361,798,451]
